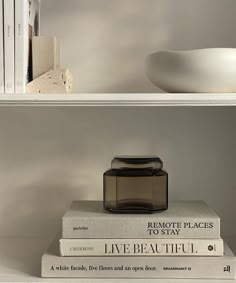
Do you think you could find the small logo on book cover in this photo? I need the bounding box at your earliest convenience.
[224,265,231,273]
[208,245,214,251]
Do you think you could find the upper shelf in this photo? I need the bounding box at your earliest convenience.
[0,93,236,106]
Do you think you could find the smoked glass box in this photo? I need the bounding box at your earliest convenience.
[103,156,168,213]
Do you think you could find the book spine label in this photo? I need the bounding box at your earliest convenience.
[41,255,236,279]
[0,0,4,93]
[62,218,220,239]
[60,238,224,257]
[15,0,29,93]
[4,0,15,93]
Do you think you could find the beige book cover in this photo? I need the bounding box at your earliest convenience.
[60,238,224,257]
[42,237,236,279]
[62,200,220,239]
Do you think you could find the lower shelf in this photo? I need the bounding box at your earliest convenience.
[0,237,235,282]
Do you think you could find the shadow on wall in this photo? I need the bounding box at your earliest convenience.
[168,0,236,50]
[41,0,172,93]
[42,0,236,93]
[0,107,236,237]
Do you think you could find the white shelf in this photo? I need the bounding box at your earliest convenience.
[0,236,235,283]
[0,93,236,106]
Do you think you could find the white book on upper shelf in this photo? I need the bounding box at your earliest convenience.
[15,0,29,94]
[0,0,4,93]
[15,0,41,94]
[4,0,14,93]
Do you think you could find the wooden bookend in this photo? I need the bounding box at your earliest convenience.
[26,68,72,94]
[32,36,60,80]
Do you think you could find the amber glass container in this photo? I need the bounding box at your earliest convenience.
[103,156,168,213]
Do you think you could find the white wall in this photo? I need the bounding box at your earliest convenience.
[0,0,236,237]
[41,0,236,93]
[0,107,235,237]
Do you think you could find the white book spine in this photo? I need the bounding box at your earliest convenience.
[60,238,224,257]
[4,0,14,93]
[0,0,4,93]
[15,0,29,93]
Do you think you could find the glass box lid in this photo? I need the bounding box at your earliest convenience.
[111,156,163,170]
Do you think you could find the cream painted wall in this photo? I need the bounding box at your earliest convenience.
[41,0,236,93]
[0,107,235,237]
[0,0,236,237]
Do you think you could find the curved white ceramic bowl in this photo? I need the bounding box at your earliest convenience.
[146,48,236,93]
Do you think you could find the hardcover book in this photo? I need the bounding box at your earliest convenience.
[60,238,224,257]
[15,0,40,93]
[62,201,220,239]
[0,0,4,93]
[42,238,236,279]
[4,0,15,93]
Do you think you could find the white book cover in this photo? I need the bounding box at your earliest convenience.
[15,0,40,93]
[42,237,236,279]
[62,200,220,239]
[0,0,4,93]
[60,238,224,257]
[15,0,28,93]
[4,0,14,93]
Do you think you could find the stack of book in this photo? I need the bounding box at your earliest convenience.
[42,200,236,279]
[0,0,40,94]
